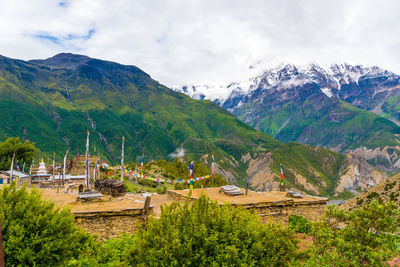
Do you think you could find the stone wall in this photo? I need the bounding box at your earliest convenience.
[252,202,327,224]
[73,207,152,239]
[167,190,327,224]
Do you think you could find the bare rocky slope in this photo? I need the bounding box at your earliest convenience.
[244,150,387,195]
[340,173,400,210]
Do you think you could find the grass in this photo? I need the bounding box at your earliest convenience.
[123,179,173,194]
[329,189,355,200]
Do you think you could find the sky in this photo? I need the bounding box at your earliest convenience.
[0,0,400,87]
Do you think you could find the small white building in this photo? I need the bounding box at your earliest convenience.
[31,158,51,183]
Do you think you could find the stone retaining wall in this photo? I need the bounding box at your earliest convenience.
[73,207,152,239]
[167,190,327,224]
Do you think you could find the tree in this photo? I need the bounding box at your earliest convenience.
[304,200,400,266]
[0,183,93,266]
[126,195,298,266]
[0,137,35,170]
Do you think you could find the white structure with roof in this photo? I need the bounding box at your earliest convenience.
[37,158,48,175]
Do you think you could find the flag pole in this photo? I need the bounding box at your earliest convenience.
[85,130,90,188]
[97,160,100,180]
[280,163,285,191]
[63,150,68,187]
[141,149,144,179]
[29,159,34,183]
[120,137,125,182]
[211,154,214,188]
[189,161,194,189]
[52,152,55,183]
[10,153,15,182]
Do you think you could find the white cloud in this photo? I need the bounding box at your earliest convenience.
[0,0,400,87]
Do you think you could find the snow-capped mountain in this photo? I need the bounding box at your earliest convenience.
[173,63,400,171]
[173,63,400,118]
[172,64,399,109]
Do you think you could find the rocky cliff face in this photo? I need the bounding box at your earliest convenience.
[244,151,387,195]
[336,153,387,193]
[351,146,400,172]
[341,173,400,211]
[245,152,280,192]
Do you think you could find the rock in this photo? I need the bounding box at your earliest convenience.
[286,190,302,198]
[335,153,387,193]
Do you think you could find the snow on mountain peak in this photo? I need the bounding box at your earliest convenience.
[172,62,398,105]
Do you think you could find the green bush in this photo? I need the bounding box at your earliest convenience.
[156,185,167,194]
[305,201,400,266]
[289,215,312,234]
[356,198,364,205]
[174,182,184,190]
[366,192,379,199]
[0,183,94,266]
[126,195,298,266]
[67,234,135,266]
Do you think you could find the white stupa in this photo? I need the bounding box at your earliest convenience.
[37,158,48,175]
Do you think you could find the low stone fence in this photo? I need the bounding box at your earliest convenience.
[167,190,327,224]
[73,207,153,239]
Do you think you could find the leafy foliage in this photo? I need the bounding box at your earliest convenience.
[289,215,312,235]
[67,234,135,266]
[305,200,400,266]
[126,195,298,266]
[0,183,94,266]
[0,137,35,170]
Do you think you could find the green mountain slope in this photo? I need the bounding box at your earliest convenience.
[234,91,400,151]
[0,53,279,170]
[0,54,385,195]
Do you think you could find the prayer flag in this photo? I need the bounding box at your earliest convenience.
[211,154,214,179]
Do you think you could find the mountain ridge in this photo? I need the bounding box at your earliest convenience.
[173,62,400,172]
[0,53,388,196]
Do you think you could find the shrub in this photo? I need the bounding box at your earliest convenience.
[126,195,298,266]
[289,215,312,234]
[305,201,400,266]
[174,183,184,190]
[366,192,379,199]
[67,234,135,266]
[0,183,94,266]
[156,185,167,194]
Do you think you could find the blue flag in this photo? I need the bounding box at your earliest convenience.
[189,161,194,178]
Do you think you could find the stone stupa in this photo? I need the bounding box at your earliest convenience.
[37,158,48,175]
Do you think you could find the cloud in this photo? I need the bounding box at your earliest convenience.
[169,147,185,158]
[0,0,400,87]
